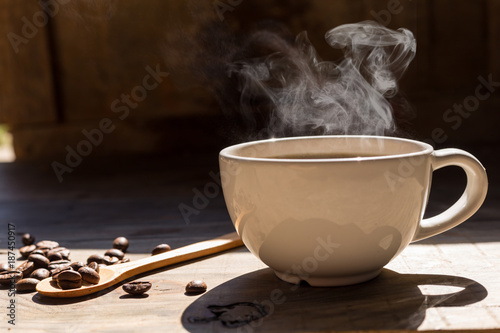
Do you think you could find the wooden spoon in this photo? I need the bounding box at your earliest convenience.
[36,232,243,298]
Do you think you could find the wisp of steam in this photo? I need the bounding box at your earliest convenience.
[230,21,416,137]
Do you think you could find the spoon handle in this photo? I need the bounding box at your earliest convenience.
[112,232,243,279]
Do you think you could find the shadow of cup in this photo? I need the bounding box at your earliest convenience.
[181,268,487,332]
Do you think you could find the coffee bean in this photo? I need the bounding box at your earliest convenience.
[105,248,124,260]
[113,237,129,252]
[87,261,99,273]
[116,258,130,264]
[70,262,85,271]
[49,259,70,266]
[30,268,50,280]
[185,280,207,294]
[0,271,22,286]
[49,246,67,252]
[36,240,59,251]
[151,244,171,256]
[51,265,72,280]
[58,279,82,290]
[47,247,70,260]
[22,233,35,246]
[30,249,46,256]
[57,270,81,282]
[47,252,63,261]
[0,263,9,273]
[60,250,70,260]
[122,281,151,295]
[16,278,40,292]
[103,255,119,265]
[48,260,71,271]
[19,244,37,258]
[16,261,35,277]
[28,253,50,268]
[78,267,100,284]
[87,254,104,265]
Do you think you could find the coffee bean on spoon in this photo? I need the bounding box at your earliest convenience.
[56,270,82,289]
[78,267,100,284]
[104,249,124,260]
[151,244,171,256]
[87,261,99,273]
[122,281,151,295]
[16,278,40,292]
[51,265,72,280]
[58,279,82,290]
[185,280,207,294]
[30,268,50,280]
[19,245,36,258]
[22,233,35,246]
[116,258,130,264]
[103,255,119,265]
[87,254,104,265]
[113,237,129,252]
[57,270,81,281]
[70,261,85,271]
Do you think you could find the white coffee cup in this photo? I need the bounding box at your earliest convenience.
[219,136,488,286]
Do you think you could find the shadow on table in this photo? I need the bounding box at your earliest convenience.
[181,268,487,332]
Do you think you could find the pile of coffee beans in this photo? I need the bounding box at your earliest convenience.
[0,234,134,292]
[9,236,81,292]
[2,233,209,296]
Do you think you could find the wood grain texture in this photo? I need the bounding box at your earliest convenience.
[0,153,498,331]
[1,230,500,331]
[10,114,228,160]
[51,0,217,122]
[0,0,57,125]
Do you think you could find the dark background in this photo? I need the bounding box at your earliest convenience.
[1,0,499,160]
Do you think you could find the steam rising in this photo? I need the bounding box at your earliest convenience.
[231,21,416,136]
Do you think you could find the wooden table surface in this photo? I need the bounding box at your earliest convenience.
[0,149,499,332]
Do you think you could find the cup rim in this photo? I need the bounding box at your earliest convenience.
[220,135,434,162]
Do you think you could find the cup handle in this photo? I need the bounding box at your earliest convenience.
[412,149,488,242]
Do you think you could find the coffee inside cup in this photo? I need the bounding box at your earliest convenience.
[266,152,383,159]
[230,136,430,160]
